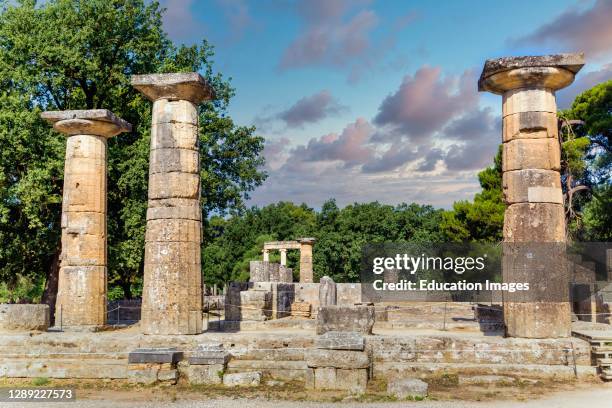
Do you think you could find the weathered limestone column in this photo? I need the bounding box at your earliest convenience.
[263,249,270,262]
[299,238,316,283]
[319,276,337,306]
[279,249,287,266]
[479,54,584,338]
[132,73,214,335]
[41,110,131,328]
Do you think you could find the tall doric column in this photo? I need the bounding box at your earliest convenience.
[298,238,315,283]
[479,54,584,338]
[279,249,287,266]
[132,73,214,335]
[41,110,131,328]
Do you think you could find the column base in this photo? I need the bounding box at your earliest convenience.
[504,302,571,338]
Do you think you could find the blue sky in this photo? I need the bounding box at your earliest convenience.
[160,0,612,209]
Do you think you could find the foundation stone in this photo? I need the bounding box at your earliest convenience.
[316,305,375,335]
[0,304,50,332]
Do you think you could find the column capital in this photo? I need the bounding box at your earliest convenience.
[131,72,215,104]
[478,53,584,94]
[298,237,316,245]
[41,109,131,138]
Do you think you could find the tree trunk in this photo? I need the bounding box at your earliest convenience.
[41,248,60,325]
[120,278,132,300]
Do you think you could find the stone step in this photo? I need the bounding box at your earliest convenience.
[0,357,128,379]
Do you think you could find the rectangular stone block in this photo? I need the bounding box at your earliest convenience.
[335,368,368,393]
[128,348,183,364]
[305,349,370,369]
[504,302,571,338]
[152,99,198,125]
[313,367,336,389]
[148,172,200,199]
[146,204,201,221]
[503,203,565,242]
[65,134,107,160]
[503,169,563,204]
[61,212,106,236]
[186,364,224,385]
[149,147,199,174]
[502,88,556,116]
[145,219,201,242]
[62,173,106,213]
[61,231,106,265]
[151,122,198,150]
[144,241,201,265]
[315,305,375,335]
[502,138,561,171]
[502,111,557,142]
[315,331,365,351]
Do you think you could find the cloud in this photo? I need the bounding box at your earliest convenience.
[277,90,348,128]
[442,108,500,171]
[277,0,413,81]
[512,0,612,59]
[160,0,200,41]
[373,67,478,141]
[215,0,256,43]
[291,118,375,167]
[556,64,612,109]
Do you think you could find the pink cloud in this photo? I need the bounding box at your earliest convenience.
[513,0,612,60]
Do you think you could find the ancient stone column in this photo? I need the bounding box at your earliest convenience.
[263,249,270,262]
[279,249,287,266]
[299,238,316,283]
[132,73,214,335]
[479,54,584,338]
[319,276,337,306]
[41,110,131,328]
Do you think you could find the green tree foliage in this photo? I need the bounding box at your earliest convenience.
[202,200,444,284]
[561,80,611,241]
[441,147,505,242]
[0,0,265,300]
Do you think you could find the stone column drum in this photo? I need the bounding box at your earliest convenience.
[299,238,316,283]
[479,54,584,338]
[132,73,214,335]
[280,249,287,266]
[41,110,131,327]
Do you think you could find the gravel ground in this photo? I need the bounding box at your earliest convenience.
[2,384,612,408]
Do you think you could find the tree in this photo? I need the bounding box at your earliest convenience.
[0,0,266,308]
[441,146,505,242]
[560,80,611,241]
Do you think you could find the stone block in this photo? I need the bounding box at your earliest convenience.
[387,378,428,399]
[128,348,183,364]
[503,112,557,142]
[502,138,561,171]
[61,212,105,236]
[145,219,201,243]
[315,331,365,351]
[458,375,515,385]
[61,231,106,265]
[503,169,563,204]
[158,369,178,383]
[146,204,201,221]
[502,88,556,116]
[504,302,571,338]
[149,147,199,174]
[503,203,565,242]
[305,349,370,369]
[249,261,270,282]
[144,241,201,265]
[151,122,198,150]
[316,305,375,335]
[277,266,293,283]
[151,99,198,125]
[186,364,224,385]
[313,367,336,389]
[127,365,158,385]
[335,368,368,393]
[290,302,311,317]
[223,371,261,387]
[0,304,49,332]
[148,172,200,199]
[132,72,213,105]
[319,276,337,307]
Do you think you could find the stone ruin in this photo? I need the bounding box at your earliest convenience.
[3,54,612,393]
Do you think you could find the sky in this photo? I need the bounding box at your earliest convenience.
[159,0,612,210]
